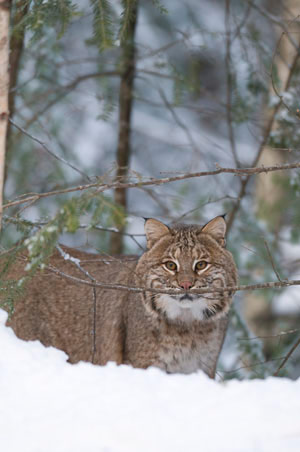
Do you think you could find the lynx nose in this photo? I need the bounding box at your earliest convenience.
[180,281,193,290]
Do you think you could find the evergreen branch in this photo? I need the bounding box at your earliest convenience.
[4,160,300,210]
[90,0,115,50]
[21,0,78,41]
[119,0,138,44]
[3,216,146,237]
[151,0,168,15]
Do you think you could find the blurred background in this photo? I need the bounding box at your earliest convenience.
[2,0,300,379]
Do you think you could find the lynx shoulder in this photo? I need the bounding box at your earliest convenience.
[1,216,237,378]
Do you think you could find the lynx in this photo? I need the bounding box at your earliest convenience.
[2,216,237,378]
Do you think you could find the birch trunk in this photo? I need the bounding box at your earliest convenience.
[244,0,300,348]
[0,0,11,231]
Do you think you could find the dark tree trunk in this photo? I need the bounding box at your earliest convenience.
[110,2,138,255]
[4,0,29,186]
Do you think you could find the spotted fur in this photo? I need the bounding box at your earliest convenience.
[136,220,237,326]
[2,216,237,378]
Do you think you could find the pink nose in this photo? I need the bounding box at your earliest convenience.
[180,281,193,290]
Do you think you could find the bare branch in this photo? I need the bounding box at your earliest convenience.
[247,1,300,52]
[227,40,300,233]
[238,328,300,341]
[274,335,300,376]
[231,2,251,42]
[225,0,239,166]
[270,28,300,119]
[137,69,177,80]
[221,357,285,375]
[39,263,300,295]
[157,86,206,163]
[263,239,282,282]
[4,160,300,210]
[14,71,120,135]
[9,118,91,182]
[56,244,98,363]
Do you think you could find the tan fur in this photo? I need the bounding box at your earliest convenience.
[1,216,237,378]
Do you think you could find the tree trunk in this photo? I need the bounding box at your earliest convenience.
[109,2,138,255]
[0,0,11,231]
[6,1,29,149]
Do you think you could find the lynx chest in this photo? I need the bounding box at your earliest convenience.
[155,325,223,375]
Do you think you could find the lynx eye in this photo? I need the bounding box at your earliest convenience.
[195,261,208,271]
[164,261,177,271]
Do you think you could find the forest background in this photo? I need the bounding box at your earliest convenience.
[1,0,300,380]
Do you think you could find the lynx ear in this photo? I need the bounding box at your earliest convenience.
[201,216,227,247]
[144,218,170,249]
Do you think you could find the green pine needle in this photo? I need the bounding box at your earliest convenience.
[90,0,115,51]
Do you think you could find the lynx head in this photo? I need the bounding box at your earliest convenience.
[135,216,237,324]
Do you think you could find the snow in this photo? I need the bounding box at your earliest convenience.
[273,286,300,315]
[273,233,300,315]
[0,309,300,452]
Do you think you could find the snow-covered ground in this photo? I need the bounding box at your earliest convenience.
[1,309,299,452]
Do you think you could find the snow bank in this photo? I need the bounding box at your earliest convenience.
[0,309,299,452]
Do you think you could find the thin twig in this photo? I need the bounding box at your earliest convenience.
[263,239,282,282]
[231,2,251,42]
[34,263,300,295]
[9,119,91,182]
[273,336,300,376]
[56,245,98,364]
[225,0,239,166]
[14,71,120,135]
[221,357,285,375]
[3,160,300,210]
[227,42,300,233]
[157,86,206,163]
[247,1,300,52]
[238,328,300,341]
[270,28,300,119]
